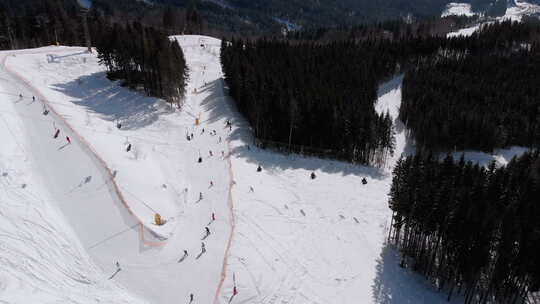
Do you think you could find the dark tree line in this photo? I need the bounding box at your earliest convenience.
[0,0,209,51]
[0,0,85,49]
[389,151,540,303]
[401,21,540,152]
[94,22,188,106]
[221,38,397,166]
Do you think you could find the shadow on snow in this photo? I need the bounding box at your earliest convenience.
[50,71,174,130]
[371,244,463,304]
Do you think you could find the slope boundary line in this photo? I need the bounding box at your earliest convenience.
[213,133,237,303]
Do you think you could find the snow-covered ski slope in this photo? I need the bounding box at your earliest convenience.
[2,39,233,303]
[1,35,529,303]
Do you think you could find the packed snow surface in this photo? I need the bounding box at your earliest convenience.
[1,36,530,303]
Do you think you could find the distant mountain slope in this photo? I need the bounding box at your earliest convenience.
[2,0,538,36]
[154,0,537,33]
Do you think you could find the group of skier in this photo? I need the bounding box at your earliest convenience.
[53,127,71,144]
[180,118,235,303]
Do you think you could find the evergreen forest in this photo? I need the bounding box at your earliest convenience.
[388,151,540,303]
[221,21,540,166]
[94,22,188,106]
[401,21,540,152]
[221,39,397,166]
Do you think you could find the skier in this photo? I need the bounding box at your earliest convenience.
[219,137,222,143]
[191,133,194,139]
[184,249,188,256]
[311,172,316,179]
[210,181,214,187]
[199,192,203,200]
[233,286,238,296]
[32,96,35,102]
[198,156,202,163]
[126,144,132,152]
[362,177,368,185]
[53,129,60,139]
[221,151,225,157]
[66,136,71,144]
[116,261,121,270]
[257,165,262,172]
[201,242,206,253]
[249,186,254,192]
[187,134,191,141]
[204,226,210,237]
[209,150,213,157]
[189,293,194,303]
[19,93,22,98]
[212,213,215,221]
[201,128,205,135]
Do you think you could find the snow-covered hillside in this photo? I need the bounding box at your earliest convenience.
[1,35,530,303]
[446,0,540,37]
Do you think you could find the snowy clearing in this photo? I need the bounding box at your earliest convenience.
[442,3,476,17]
[447,24,482,37]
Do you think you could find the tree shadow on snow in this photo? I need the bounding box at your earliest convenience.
[371,244,462,304]
[50,72,174,130]
[199,78,387,179]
